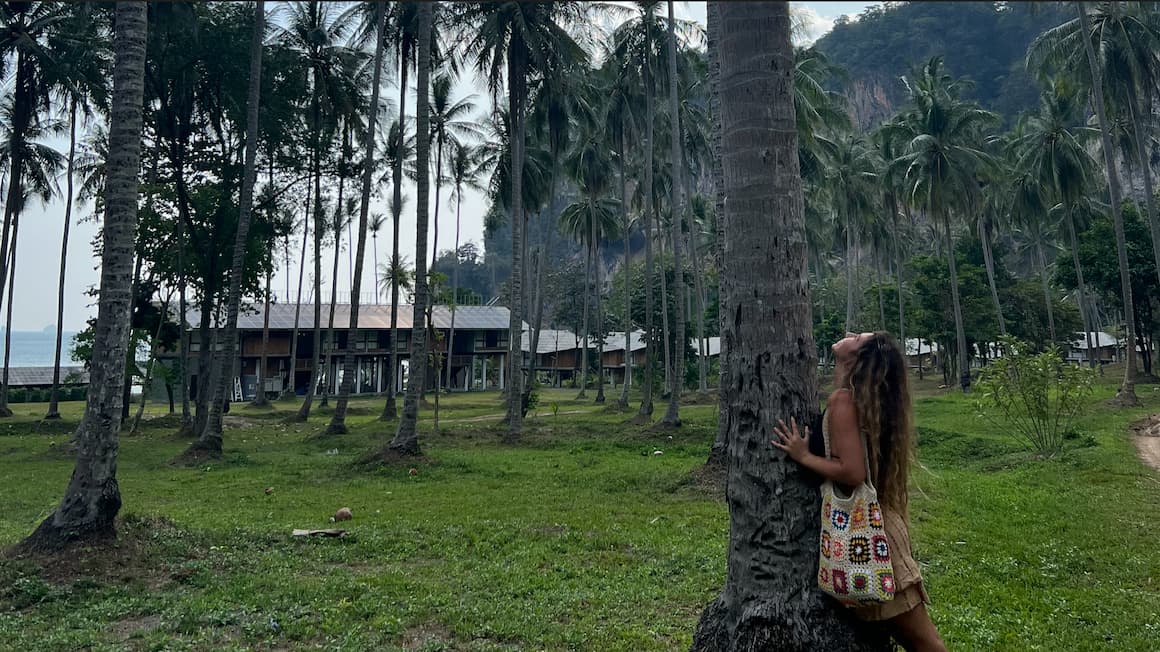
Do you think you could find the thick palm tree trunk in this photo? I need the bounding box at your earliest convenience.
[47,99,80,420]
[706,0,727,466]
[692,4,890,646]
[1080,1,1137,404]
[390,1,432,455]
[20,1,147,552]
[638,10,656,420]
[329,1,385,434]
[382,54,409,423]
[942,209,971,392]
[978,217,1006,336]
[191,0,264,456]
[503,45,528,443]
[662,0,686,427]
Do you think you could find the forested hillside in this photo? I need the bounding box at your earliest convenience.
[815,1,1073,128]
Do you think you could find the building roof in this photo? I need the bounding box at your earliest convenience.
[521,329,583,355]
[6,366,88,387]
[185,303,525,332]
[1070,331,1121,349]
[604,330,647,353]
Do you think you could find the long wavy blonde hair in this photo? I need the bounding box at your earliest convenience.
[847,331,914,514]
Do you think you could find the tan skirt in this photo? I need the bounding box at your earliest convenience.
[852,508,930,622]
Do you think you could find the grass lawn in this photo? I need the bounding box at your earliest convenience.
[1,377,1158,651]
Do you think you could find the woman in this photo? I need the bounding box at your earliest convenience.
[772,331,946,652]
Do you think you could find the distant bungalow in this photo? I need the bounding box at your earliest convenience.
[156,303,730,402]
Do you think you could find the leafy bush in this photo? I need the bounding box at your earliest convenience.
[975,336,1096,456]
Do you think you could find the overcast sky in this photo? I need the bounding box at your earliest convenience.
[8,1,876,333]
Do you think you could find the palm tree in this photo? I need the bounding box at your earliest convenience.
[595,53,640,409]
[524,48,596,409]
[20,0,147,552]
[0,100,63,416]
[184,0,265,456]
[388,0,434,456]
[428,72,480,268]
[691,4,883,646]
[445,139,486,391]
[368,212,386,304]
[1012,78,1100,364]
[1008,164,1059,342]
[872,119,909,352]
[660,0,686,427]
[377,1,421,422]
[275,0,358,421]
[1077,0,1139,404]
[604,1,661,420]
[44,3,109,420]
[560,130,619,404]
[328,0,387,435]
[816,132,879,332]
[457,1,588,441]
[889,57,998,392]
[375,117,416,419]
[0,2,63,328]
[1029,1,1160,293]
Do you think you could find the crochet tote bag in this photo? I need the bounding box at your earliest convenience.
[817,426,895,605]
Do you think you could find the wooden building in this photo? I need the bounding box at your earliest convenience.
[171,303,524,401]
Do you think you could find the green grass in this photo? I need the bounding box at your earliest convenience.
[1,381,1158,650]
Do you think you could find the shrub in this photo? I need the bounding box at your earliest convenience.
[975,336,1096,456]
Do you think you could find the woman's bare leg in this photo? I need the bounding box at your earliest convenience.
[890,604,947,652]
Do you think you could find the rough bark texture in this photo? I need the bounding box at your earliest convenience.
[389,1,432,455]
[661,0,685,426]
[1079,1,1138,404]
[329,1,385,434]
[706,1,728,467]
[20,1,147,552]
[691,4,892,649]
[192,0,265,456]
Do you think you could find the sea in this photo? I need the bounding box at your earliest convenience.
[0,330,78,367]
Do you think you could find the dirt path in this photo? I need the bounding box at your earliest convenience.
[1130,415,1160,471]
